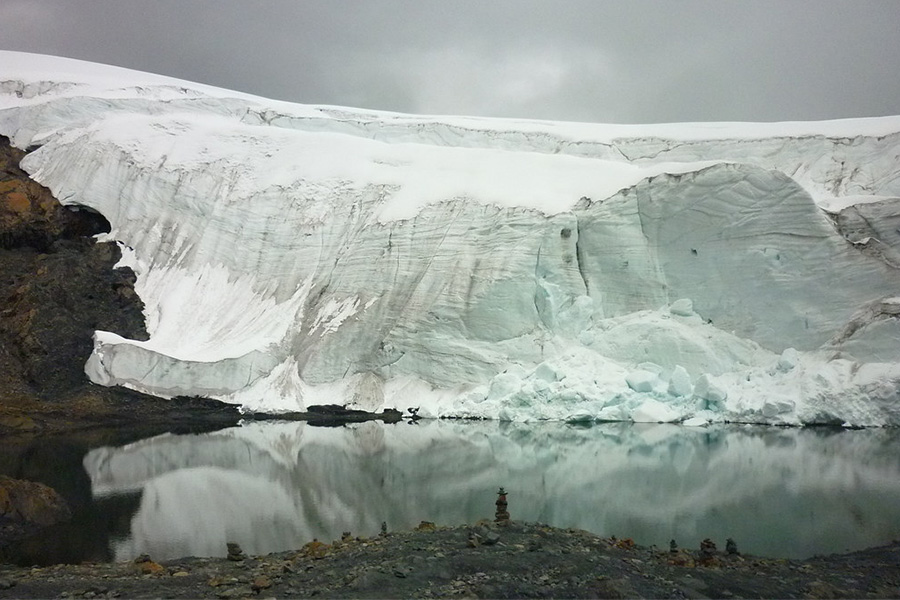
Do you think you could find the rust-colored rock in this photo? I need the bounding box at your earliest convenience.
[4,191,30,215]
[0,475,71,527]
[132,555,165,575]
[415,521,436,532]
[301,539,330,559]
[1,138,110,251]
[613,537,636,550]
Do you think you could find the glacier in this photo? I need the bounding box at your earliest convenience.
[2,51,900,425]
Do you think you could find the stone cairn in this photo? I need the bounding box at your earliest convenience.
[726,537,739,555]
[699,538,717,562]
[226,542,246,561]
[495,487,510,524]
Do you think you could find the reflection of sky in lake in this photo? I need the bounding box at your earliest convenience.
[83,421,900,561]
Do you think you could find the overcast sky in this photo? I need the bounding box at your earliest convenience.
[2,0,899,124]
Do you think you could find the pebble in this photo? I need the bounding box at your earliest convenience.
[481,530,500,546]
[208,576,238,587]
[132,560,165,575]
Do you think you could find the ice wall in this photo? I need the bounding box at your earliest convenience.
[2,52,900,425]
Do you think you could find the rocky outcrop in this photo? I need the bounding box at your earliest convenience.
[0,475,71,552]
[0,136,241,433]
[0,135,147,401]
[0,138,111,252]
[1,241,149,399]
[0,475,70,527]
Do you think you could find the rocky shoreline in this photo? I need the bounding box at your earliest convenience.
[0,520,898,599]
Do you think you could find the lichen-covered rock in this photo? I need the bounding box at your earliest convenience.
[0,135,147,401]
[0,475,70,527]
[1,137,109,251]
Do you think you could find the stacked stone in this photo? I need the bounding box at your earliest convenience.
[699,538,717,563]
[495,487,510,523]
[226,542,245,561]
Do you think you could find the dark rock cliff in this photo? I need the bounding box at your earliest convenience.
[0,135,148,400]
[0,136,240,434]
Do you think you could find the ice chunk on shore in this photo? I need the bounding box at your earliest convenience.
[667,366,693,397]
[632,399,683,423]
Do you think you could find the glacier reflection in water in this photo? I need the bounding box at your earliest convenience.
[82,421,900,561]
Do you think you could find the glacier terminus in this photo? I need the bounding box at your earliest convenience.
[2,52,899,426]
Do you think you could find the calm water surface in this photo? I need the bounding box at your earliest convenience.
[4,420,900,564]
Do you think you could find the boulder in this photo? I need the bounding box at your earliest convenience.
[0,475,70,527]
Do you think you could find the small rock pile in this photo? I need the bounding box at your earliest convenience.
[225,543,245,562]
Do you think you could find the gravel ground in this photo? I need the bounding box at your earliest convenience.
[1,521,898,599]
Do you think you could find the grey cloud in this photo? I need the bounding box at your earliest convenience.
[1,0,898,123]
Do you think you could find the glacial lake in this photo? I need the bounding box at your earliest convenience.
[3,420,900,565]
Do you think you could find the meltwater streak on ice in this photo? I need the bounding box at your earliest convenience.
[81,420,900,561]
[2,52,900,424]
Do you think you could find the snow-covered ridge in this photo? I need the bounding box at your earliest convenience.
[2,52,899,425]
